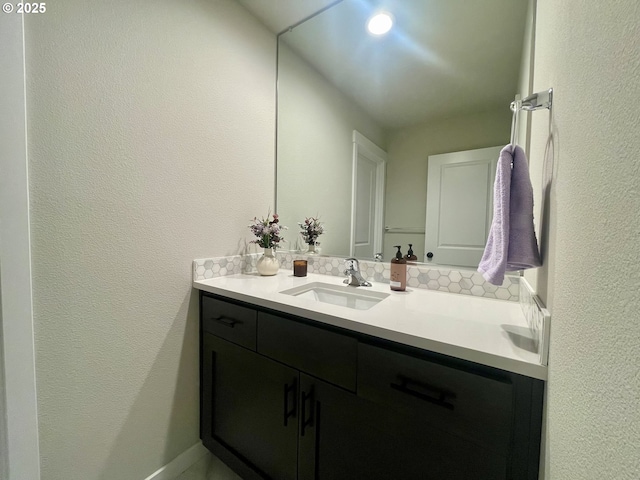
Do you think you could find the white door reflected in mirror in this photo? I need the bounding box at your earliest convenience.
[351,131,386,259]
[424,146,500,268]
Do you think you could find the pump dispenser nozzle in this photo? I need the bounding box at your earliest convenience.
[405,244,418,263]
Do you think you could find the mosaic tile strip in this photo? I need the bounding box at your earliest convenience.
[194,252,519,302]
[275,252,519,301]
[519,278,551,365]
[193,254,259,280]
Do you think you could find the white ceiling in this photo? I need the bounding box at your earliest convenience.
[236,0,338,34]
[238,0,529,130]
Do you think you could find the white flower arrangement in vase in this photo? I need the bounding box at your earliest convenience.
[249,212,287,275]
[298,216,325,254]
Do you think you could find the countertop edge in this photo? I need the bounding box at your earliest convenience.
[193,280,548,381]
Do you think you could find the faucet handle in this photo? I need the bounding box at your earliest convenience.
[345,257,359,271]
[343,258,371,287]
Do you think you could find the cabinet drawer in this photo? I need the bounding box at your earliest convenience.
[358,343,513,453]
[257,312,357,391]
[201,295,257,350]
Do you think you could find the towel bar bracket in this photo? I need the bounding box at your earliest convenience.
[511,88,553,113]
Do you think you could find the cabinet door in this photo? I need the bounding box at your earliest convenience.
[298,373,506,480]
[202,333,299,480]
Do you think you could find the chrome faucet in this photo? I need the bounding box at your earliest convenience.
[343,258,372,287]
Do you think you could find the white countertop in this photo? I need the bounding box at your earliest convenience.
[193,272,547,380]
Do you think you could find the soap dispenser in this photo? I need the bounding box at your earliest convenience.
[390,245,407,291]
[404,244,418,264]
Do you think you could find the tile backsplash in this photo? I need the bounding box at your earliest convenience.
[193,251,520,302]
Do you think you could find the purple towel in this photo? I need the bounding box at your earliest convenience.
[478,144,541,285]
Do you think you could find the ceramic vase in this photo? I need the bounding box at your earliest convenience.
[306,243,317,255]
[257,248,279,276]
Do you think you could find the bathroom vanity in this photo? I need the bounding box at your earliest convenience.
[194,272,545,480]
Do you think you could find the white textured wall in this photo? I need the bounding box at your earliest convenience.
[383,109,510,261]
[277,42,385,256]
[532,1,640,478]
[25,1,275,479]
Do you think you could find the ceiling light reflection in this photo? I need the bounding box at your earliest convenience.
[367,12,393,36]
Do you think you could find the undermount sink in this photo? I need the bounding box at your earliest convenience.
[281,282,389,310]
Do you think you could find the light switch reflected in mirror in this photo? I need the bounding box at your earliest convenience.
[276,0,536,268]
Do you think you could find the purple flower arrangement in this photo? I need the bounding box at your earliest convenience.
[298,217,325,246]
[249,213,287,249]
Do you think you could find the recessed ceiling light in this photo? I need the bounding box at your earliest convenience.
[367,12,393,36]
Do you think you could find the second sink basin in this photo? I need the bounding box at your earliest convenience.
[281,282,389,310]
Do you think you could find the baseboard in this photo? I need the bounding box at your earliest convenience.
[144,442,209,480]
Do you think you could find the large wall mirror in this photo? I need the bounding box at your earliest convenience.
[277,0,535,267]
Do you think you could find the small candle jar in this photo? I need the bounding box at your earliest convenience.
[293,260,308,277]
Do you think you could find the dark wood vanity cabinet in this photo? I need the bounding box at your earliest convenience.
[202,333,299,479]
[199,291,544,480]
